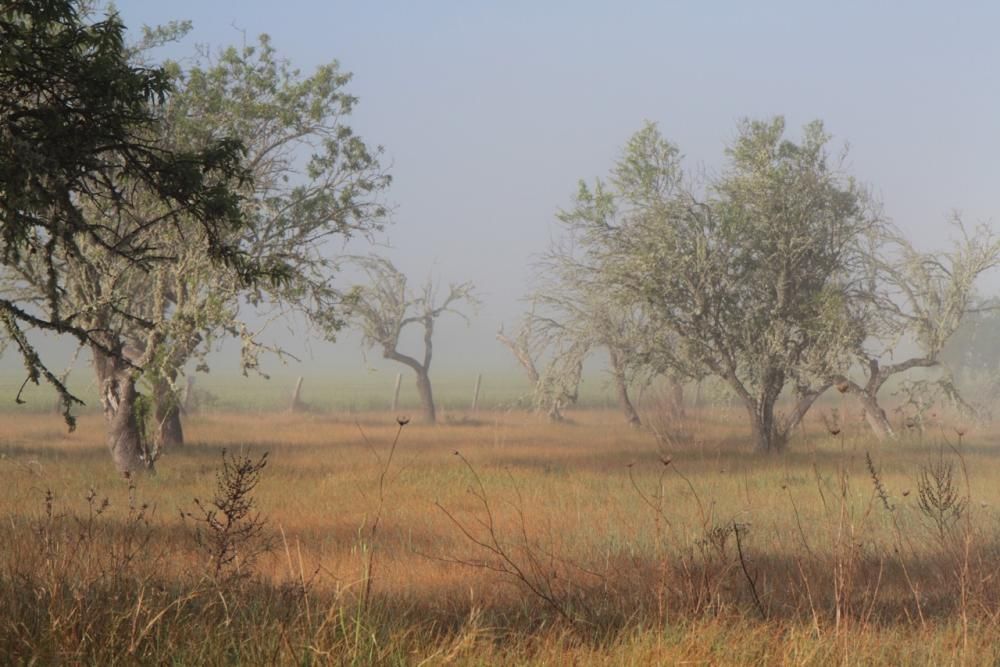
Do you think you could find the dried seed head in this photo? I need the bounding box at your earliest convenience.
[835,380,850,394]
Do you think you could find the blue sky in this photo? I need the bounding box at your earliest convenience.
[112,1,1000,376]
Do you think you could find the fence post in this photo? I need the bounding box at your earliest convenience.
[290,376,304,412]
[391,373,402,412]
[471,373,482,412]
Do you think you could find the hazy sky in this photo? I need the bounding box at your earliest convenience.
[111,1,1000,378]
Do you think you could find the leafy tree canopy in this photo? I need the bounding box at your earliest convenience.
[0,0,277,425]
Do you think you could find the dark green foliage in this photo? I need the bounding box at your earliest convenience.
[0,0,278,423]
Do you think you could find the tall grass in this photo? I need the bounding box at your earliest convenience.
[2,408,1000,664]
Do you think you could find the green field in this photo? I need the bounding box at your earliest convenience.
[0,367,639,416]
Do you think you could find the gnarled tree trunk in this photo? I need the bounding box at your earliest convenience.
[128,332,193,450]
[386,335,437,424]
[414,368,436,424]
[833,356,937,442]
[737,375,830,453]
[858,391,895,440]
[93,345,152,475]
[608,348,640,427]
[744,398,782,453]
[153,376,184,450]
[733,369,786,453]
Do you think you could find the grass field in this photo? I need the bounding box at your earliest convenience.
[2,403,1000,664]
[0,368,626,416]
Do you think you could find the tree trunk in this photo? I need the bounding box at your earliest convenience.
[153,376,184,450]
[833,357,938,441]
[669,377,686,418]
[415,369,436,424]
[858,392,895,441]
[383,350,437,423]
[834,371,897,442]
[609,349,640,427]
[727,367,786,453]
[784,382,832,438]
[742,395,784,453]
[93,346,152,475]
[746,405,778,453]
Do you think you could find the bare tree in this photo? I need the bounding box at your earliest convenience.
[496,316,584,422]
[531,294,645,427]
[496,320,541,386]
[834,218,1000,438]
[347,257,477,423]
[516,147,687,429]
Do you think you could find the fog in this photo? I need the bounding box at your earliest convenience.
[28,1,1000,380]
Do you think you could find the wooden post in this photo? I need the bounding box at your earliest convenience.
[290,376,304,412]
[471,373,482,412]
[391,373,402,412]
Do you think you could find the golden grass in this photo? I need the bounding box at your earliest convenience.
[2,406,1000,664]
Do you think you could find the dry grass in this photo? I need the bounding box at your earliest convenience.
[2,406,1000,664]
